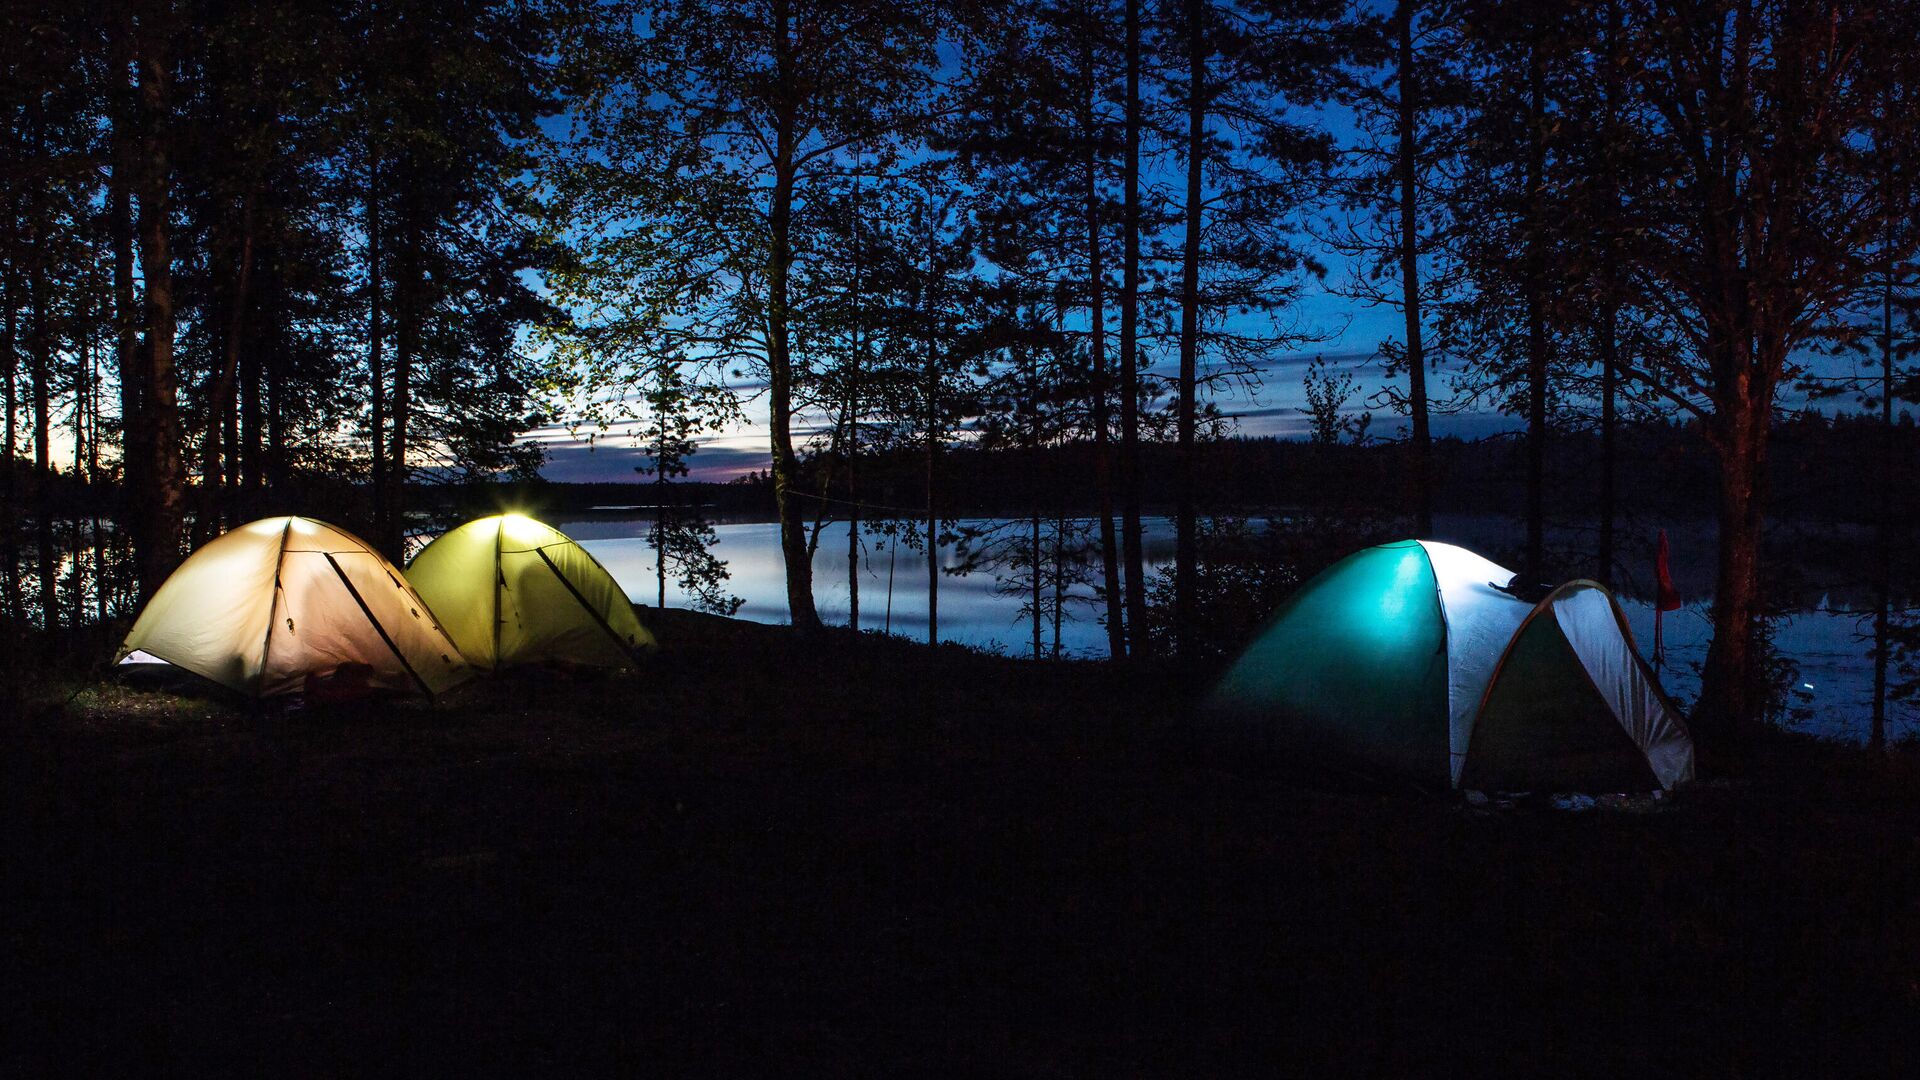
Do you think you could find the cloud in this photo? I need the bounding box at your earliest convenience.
[535,437,770,483]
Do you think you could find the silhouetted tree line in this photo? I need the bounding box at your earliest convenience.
[0,0,558,663]
[7,0,1920,754]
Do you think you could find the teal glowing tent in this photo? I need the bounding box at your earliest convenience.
[1209,540,1693,792]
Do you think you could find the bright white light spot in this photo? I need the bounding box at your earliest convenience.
[499,512,554,546]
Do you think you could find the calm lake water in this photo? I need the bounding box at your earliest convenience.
[563,515,1907,744]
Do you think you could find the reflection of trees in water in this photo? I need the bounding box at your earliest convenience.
[951,517,1103,660]
[649,508,742,617]
[2,512,136,638]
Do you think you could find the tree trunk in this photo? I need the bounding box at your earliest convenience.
[267,323,285,489]
[74,296,91,625]
[1697,379,1772,752]
[847,170,864,631]
[1173,0,1204,659]
[202,193,255,535]
[926,366,939,648]
[847,487,860,629]
[1052,508,1066,660]
[2,264,16,623]
[1872,208,1896,752]
[29,221,55,630]
[924,257,940,648]
[133,8,186,597]
[656,427,668,608]
[367,152,388,547]
[111,47,141,595]
[384,202,418,562]
[1082,36,1124,659]
[240,263,264,512]
[86,292,105,624]
[87,302,106,624]
[766,0,822,632]
[1119,0,1147,654]
[1597,302,1617,586]
[1594,0,1620,587]
[1522,39,1548,587]
[1032,508,1043,659]
[1031,335,1044,660]
[24,106,54,632]
[1396,0,1432,538]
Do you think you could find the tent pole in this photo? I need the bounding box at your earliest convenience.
[324,551,435,699]
[492,518,504,667]
[251,517,295,695]
[534,545,637,664]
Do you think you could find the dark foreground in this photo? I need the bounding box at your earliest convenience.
[5,611,1920,1076]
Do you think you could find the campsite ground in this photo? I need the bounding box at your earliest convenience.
[5,609,1920,1076]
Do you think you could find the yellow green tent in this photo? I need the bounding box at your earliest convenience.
[405,514,656,670]
[115,516,472,698]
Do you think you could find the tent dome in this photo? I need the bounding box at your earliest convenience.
[404,514,656,670]
[115,516,472,698]
[1209,540,1693,792]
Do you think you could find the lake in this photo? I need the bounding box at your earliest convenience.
[562,514,1907,744]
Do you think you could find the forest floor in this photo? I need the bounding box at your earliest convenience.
[5,608,1920,1077]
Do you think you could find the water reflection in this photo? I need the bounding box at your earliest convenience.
[568,515,1903,743]
[572,517,1176,657]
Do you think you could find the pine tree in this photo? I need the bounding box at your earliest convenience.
[1604,0,1920,744]
[545,0,942,633]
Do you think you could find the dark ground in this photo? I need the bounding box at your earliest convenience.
[5,609,1920,1077]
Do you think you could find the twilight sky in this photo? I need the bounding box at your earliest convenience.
[520,86,1873,487]
[523,270,1496,484]
[521,86,1461,484]
[522,272,1859,485]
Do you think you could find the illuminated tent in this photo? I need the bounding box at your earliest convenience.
[404,514,656,670]
[1209,540,1693,792]
[115,516,472,698]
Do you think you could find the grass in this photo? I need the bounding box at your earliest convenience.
[5,608,1920,1076]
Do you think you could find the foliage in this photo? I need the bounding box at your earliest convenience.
[1141,510,1403,663]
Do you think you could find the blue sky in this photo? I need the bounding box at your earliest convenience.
[525,306,1431,483]
[521,43,1876,487]
[522,41,1455,483]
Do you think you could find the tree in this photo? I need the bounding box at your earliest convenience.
[957,297,1099,658]
[947,0,1129,655]
[124,0,189,598]
[1607,0,1920,743]
[1443,0,1579,589]
[1324,0,1469,541]
[0,0,565,646]
[1164,0,1344,655]
[353,0,559,559]
[1119,0,1149,654]
[1803,58,1920,751]
[1391,0,1436,538]
[3,3,112,629]
[548,0,942,634]
[637,366,743,616]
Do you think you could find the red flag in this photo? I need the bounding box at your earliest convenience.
[1655,529,1682,612]
[1654,529,1680,671]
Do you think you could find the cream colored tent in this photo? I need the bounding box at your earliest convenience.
[115,516,472,698]
[404,514,655,670]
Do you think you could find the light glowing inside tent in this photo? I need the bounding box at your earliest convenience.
[499,512,554,547]
[1377,548,1424,621]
